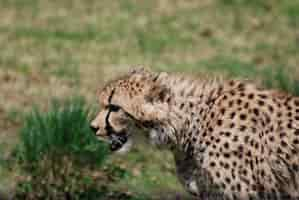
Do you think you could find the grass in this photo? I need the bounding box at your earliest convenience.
[13,97,110,199]
[17,97,108,165]
[0,0,299,199]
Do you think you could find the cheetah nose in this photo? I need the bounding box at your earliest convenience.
[90,124,99,134]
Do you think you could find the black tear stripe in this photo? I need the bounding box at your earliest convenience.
[108,89,115,104]
[105,89,116,135]
[104,88,148,141]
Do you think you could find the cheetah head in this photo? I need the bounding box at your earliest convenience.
[90,68,175,153]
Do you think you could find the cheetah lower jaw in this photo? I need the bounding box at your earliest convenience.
[188,180,199,195]
[115,138,133,154]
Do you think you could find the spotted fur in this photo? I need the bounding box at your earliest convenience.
[91,68,299,200]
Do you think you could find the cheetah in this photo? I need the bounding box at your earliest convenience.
[90,68,299,200]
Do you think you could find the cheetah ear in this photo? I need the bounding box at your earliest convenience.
[146,84,170,103]
[146,72,170,103]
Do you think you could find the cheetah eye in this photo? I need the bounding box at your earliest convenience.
[108,104,121,112]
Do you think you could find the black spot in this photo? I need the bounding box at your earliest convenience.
[224,142,230,149]
[237,99,242,105]
[292,164,299,171]
[238,145,244,152]
[180,103,185,110]
[293,139,299,145]
[268,105,274,113]
[189,102,194,108]
[277,147,283,154]
[253,108,259,116]
[220,108,226,115]
[240,125,247,132]
[281,140,288,147]
[236,183,241,191]
[210,162,216,167]
[225,177,231,184]
[233,136,238,142]
[246,151,252,157]
[211,112,215,119]
[244,102,249,109]
[240,114,247,120]
[205,141,211,146]
[225,132,231,137]
[166,97,171,103]
[258,100,265,106]
[251,127,257,134]
[221,183,226,189]
[248,93,254,99]
[229,80,235,86]
[217,120,223,126]
[224,163,230,169]
[285,153,291,160]
[258,94,268,99]
[230,112,236,119]
[224,153,230,158]
[279,132,287,138]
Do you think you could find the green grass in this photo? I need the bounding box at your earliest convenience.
[17,97,108,165]
[13,97,110,199]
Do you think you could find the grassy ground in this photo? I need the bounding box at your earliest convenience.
[0,0,299,199]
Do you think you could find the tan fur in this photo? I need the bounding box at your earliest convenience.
[91,68,299,200]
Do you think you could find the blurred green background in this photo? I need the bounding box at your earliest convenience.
[0,0,299,199]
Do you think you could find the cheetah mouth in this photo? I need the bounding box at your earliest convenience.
[108,132,132,153]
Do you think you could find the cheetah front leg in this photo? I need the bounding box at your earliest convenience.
[174,151,227,200]
[174,150,200,196]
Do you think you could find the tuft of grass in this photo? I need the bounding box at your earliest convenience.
[17,97,108,166]
[13,97,115,199]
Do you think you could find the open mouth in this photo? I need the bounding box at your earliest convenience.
[109,133,128,151]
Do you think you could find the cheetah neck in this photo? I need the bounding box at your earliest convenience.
[157,74,225,153]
